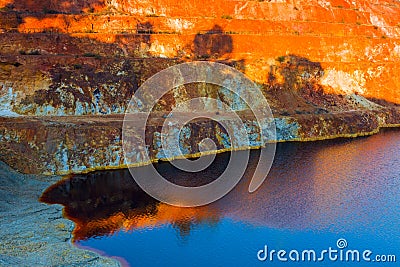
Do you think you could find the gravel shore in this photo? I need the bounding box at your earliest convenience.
[0,161,121,267]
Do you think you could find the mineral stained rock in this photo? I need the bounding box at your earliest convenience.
[0,0,400,174]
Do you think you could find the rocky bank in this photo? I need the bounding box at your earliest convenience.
[0,161,120,266]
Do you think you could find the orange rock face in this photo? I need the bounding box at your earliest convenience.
[1,0,399,109]
[0,0,399,174]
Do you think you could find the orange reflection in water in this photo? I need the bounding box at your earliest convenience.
[75,203,219,241]
[40,168,220,241]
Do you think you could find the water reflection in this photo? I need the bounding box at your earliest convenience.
[40,129,400,266]
[40,167,221,240]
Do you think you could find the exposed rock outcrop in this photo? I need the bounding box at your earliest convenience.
[0,0,399,174]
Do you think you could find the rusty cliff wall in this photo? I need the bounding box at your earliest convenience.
[0,0,399,174]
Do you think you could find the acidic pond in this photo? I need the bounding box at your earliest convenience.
[41,128,400,266]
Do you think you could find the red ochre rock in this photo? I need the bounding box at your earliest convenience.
[0,0,399,174]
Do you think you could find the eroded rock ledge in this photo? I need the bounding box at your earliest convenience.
[1,107,398,175]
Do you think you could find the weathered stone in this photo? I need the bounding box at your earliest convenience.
[0,108,398,175]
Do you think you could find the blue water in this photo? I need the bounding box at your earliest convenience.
[43,129,400,266]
